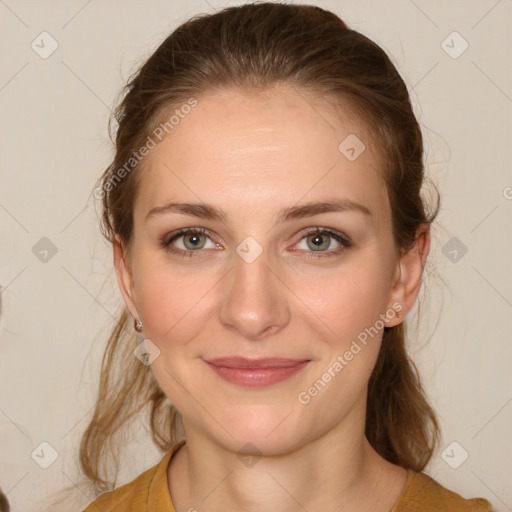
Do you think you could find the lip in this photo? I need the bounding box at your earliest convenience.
[203,357,311,387]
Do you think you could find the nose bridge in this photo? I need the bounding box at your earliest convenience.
[219,243,289,339]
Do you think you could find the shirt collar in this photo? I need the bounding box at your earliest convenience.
[148,438,187,511]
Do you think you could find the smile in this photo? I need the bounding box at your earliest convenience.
[202,357,311,387]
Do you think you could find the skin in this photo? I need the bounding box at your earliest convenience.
[114,83,430,512]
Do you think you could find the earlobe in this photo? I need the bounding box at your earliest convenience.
[386,225,431,327]
[113,234,139,321]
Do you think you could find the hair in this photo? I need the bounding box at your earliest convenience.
[0,488,9,512]
[75,1,441,499]
[0,286,10,512]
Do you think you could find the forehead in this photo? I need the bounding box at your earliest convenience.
[134,84,390,226]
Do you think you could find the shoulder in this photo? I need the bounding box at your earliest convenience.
[393,470,494,512]
[81,460,162,512]
[81,441,183,512]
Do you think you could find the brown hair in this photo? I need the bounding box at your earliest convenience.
[0,290,10,512]
[0,488,9,512]
[76,1,440,498]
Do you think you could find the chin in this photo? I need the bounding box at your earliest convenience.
[221,430,305,458]
[204,408,311,457]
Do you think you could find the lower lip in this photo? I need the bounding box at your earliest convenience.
[204,361,310,387]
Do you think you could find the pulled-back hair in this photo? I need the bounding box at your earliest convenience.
[76,1,440,498]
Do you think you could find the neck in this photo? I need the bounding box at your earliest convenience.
[168,401,407,512]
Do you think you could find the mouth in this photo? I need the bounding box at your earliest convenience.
[202,357,311,387]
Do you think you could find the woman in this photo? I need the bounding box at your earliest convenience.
[78,3,493,511]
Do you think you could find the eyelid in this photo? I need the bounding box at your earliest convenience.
[162,227,221,250]
[293,226,351,246]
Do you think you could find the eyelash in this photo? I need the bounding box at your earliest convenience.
[161,227,351,259]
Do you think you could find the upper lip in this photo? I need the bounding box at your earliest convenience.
[203,357,310,369]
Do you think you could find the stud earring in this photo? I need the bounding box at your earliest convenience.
[134,318,143,332]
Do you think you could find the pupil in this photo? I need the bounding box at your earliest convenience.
[310,234,327,250]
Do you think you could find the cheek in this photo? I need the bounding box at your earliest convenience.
[132,254,220,347]
[290,262,390,428]
[290,255,393,343]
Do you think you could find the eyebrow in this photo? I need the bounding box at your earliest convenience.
[145,198,371,226]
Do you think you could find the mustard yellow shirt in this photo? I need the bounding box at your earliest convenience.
[82,439,494,511]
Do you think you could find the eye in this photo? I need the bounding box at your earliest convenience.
[161,227,351,259]
[161,227,220,258]
[293,228,351,258]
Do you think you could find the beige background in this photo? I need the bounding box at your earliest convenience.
[0,0,511,510]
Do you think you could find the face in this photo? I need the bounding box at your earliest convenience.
[114,83,426,456]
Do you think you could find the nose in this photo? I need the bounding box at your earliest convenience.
[219,248,290,341]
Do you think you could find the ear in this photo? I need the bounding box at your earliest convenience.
[386,224,430,327]
[113,234,139,321]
